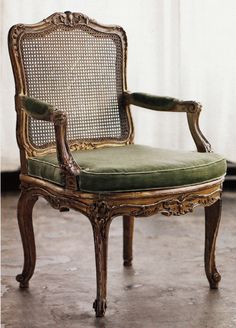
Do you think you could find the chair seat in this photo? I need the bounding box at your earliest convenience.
[27,144,226,192]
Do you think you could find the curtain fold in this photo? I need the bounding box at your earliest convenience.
[178,0,236,160]
[1,0,235,171]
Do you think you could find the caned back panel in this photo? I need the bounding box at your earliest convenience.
[20,24,129,148]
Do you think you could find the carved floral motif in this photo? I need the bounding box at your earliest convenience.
[18,177,223,316]
[44,12,90,27]
[52,111,67,126]
[21,181,221,222]
[69,142,97,151]
[88,200,112,240]
[109,189,221,218]
[10,10,224,317]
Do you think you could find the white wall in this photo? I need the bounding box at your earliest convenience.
[1,0,236,171]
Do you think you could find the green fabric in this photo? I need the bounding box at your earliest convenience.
[22,96,54,121]
[128,93,178,111]
[27,145,226,193]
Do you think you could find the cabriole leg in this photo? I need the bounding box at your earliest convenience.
[204,199,222,289]
[123,215,134,266]
[16,190,38,288]
[91,216,111,317]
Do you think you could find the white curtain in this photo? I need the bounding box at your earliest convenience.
[1,0,236,171]
[179,0,236,159]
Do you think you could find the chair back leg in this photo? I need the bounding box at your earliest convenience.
[123,215,134,266]
[204,198,222,289]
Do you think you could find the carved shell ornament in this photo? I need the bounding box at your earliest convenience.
[11,12,92,58]
[44,12,91,27]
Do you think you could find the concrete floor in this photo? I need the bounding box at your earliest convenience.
[1,191,236,328]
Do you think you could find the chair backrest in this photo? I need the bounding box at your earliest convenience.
[8,12,133,162]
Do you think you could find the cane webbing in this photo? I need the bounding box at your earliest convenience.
[21,25,129,148]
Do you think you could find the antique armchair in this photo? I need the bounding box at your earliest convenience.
[8,12,226,317]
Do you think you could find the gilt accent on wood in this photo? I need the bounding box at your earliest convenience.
[44,12,91,27]
[8,11,225,317]
[16,176,223,316]
[205,199,222,289]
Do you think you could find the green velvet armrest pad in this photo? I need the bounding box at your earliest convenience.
[127,92,178,111]
[21,96,55,121]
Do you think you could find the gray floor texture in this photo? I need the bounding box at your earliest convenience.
[1,191,236,328]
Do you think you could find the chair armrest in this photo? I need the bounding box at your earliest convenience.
[124,92,178,111]
[20,96,81,183]
[21,96,55,121]
[124,92,211,153]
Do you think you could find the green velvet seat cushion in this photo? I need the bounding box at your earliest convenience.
[27,145,226,193]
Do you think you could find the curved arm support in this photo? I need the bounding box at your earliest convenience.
[51,110,81,176]
[186,107,212,153]
[124,92,211,153]
[20,96,81,188]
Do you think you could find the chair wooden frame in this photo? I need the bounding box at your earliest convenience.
[8,12,223,317]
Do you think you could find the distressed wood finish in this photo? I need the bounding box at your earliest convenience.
[8,11,134,173]
[124,92,211,153]
[16,174,223,316]
[8,12,225,317]
[123,216,134,266]
[89,202,112,317]
[205,199,222,289]
[16,187,38,288]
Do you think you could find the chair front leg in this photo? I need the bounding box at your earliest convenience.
[123,215,134,266]
[16,189,38,288]
[204,199,222,289]
[90,206,112,317]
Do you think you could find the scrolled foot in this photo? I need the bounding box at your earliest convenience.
[123,259,132,267]
[205,199,222,290]
[209,271,221,289]
[93,299,107,317]
[16,274,29,288]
